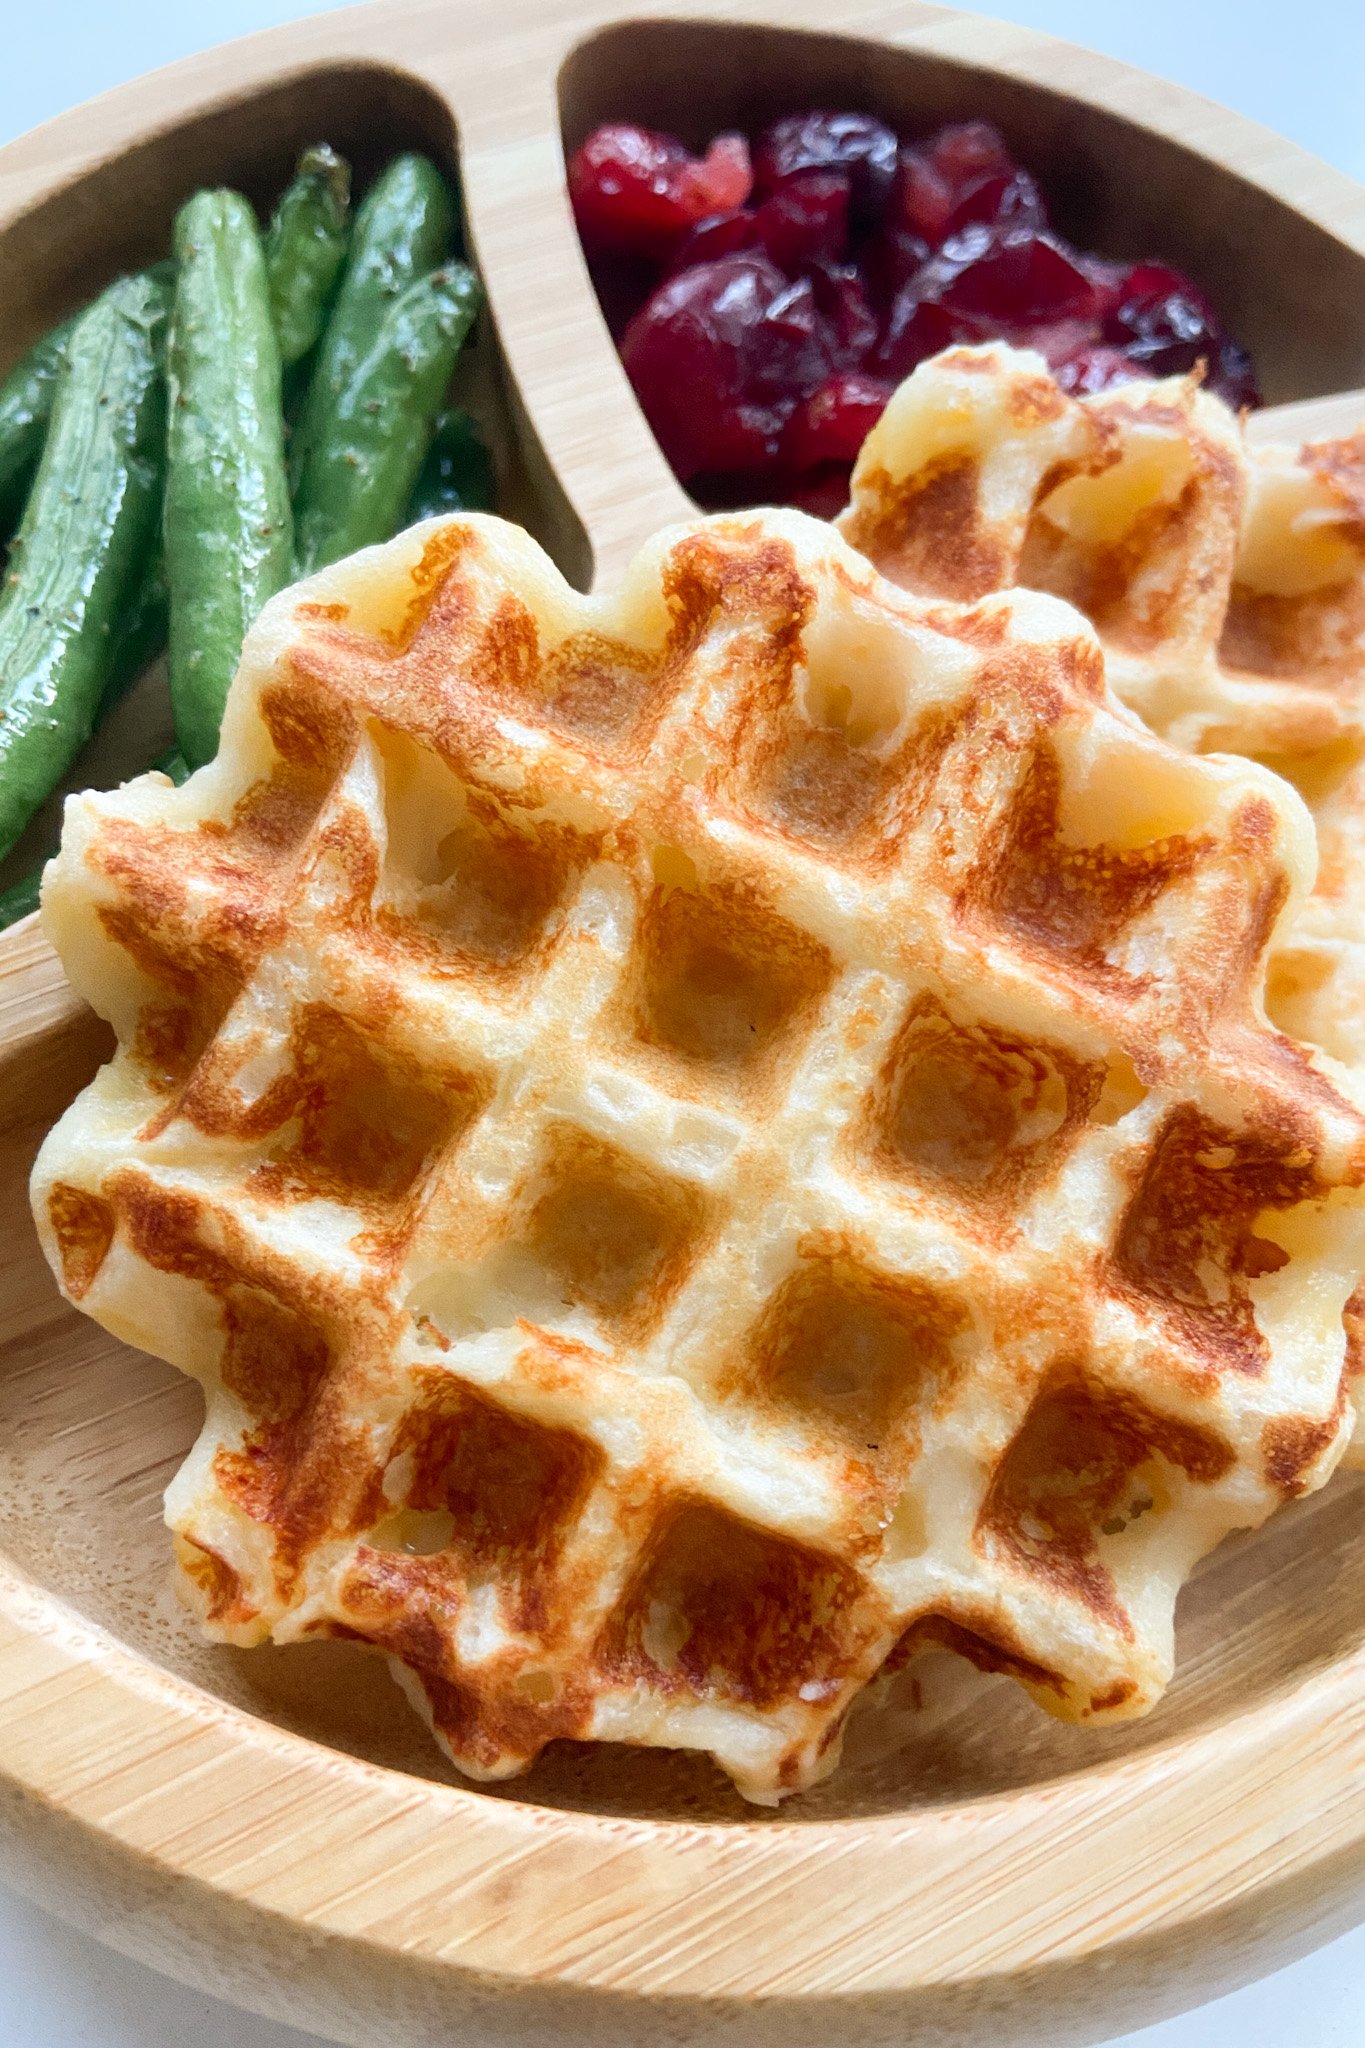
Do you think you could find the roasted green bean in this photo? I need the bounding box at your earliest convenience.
[288,153,454,494]
[0,264,174,535]
[0,314,77,532]
[407,407,496,520]
[0,270,169,861]
[164,189,293,769]
[265,143,352,368]
[293,263,481,573]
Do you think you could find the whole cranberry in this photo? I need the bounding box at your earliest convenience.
[569,124,753,260]
[782,371,893,470]
[1101,262,1215,363]
[620,253,831,480]
[753,111,899,225]
[1105,285,1217,374]
[1103,262,1259,408]
[755,171,851,272]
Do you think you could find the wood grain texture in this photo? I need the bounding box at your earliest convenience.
[1246,388,1365,444]
[2,5,1365,2043]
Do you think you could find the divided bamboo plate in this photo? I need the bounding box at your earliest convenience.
[3,4,1365,2043]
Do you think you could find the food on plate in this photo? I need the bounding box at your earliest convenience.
[844,342,1364,754]
[842,345,1365,1051]
[0,271,170,861]
[292,262,482,574]
[165,189,294,769]
[569,111,1259,514]
[287,153,455,498]
[32,506,1365,1801]
[263,143,352,370]
[843,339,1365,1438]
[0,145,492,927]
[408,406,497,520]
[0,309,78,527]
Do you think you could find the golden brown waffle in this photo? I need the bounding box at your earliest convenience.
[1233,436,1365,1078]
[841,343,1365,1055]
[844,346,1365,1450]
[32,509,1365,1802]
[842,346,1364,752]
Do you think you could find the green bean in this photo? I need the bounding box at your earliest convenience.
[0,865,42,930]
[0,271,169,862]
[293,263,481,574]
[97,545,168,718]
[265,144,352,368]
[0,545,167,922]
[165,189,293,769]
[0,314,77,532]
[0,265,177,540]
[289,153,454,493]
[407,407,495,521]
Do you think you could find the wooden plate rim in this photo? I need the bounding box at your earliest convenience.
[3,0,1364,584]
[6,1526,1365,1998]
[2,0,1365,2016]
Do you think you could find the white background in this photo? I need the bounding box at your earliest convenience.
[2,3,1364,2044]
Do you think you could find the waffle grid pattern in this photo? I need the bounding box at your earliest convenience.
[841,341,1365,1063]
[840,342,1365,753]
[33,509,1365,1800]
[843,342,1365,1455]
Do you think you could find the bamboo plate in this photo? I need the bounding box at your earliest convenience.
[3,5,1365,2043]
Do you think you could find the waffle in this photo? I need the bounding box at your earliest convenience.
[844,344,1365,1452]
[838,344,1365,753]
[841,343,1365,1058]
[1234,435,1365,1078]
[32,509,1365,1802]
